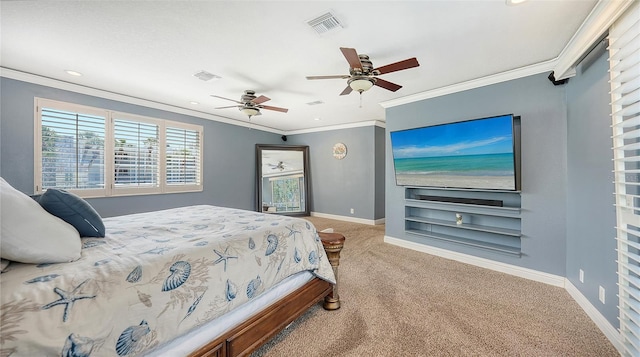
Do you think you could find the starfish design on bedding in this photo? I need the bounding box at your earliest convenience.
[285,225,302,240]
[213,247,238,272]
[42,279,97,322]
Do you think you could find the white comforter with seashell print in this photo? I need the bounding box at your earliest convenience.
[0,205,335,356]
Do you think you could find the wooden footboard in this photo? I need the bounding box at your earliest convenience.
[189,233,345,357]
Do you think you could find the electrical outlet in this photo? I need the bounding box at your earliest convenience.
[350,208,354,214]
[579,269,584,283]
[599,286,605,304]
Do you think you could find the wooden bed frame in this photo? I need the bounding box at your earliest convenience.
[189,232,345,357]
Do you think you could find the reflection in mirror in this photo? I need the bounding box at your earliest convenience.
[256,145,310,216]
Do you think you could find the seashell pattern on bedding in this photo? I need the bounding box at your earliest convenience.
[0,205,334,356]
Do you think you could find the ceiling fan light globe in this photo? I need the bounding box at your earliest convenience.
[349,78,374,93]
[241,107,260,117]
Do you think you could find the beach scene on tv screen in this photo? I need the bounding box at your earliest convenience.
[391,115,516,190]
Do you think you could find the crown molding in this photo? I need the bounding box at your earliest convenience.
[382,0,635,109]
[0,67,284,134]
[552,0,635,80]
[285,120,385,135]
[1,67,387,135]
[380,59,556,108]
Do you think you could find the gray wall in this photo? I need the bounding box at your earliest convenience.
[374,126,386,219]
[385,65,619,326]
[0,78,281,217]
[385,72,568,275]
[565,50,618,326]
[288,125,384,221]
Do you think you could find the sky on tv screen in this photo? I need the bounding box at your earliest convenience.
[391,115,514,159]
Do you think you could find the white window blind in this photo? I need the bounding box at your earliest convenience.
[113,118,160,189]
[165,125,202,188]
[35,98,203,197]
[39,106,106,192]
[609,2,640,355]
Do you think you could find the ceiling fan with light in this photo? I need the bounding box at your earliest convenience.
[211,90,289,118]
[306,47,420,96]
[268,161,286,171]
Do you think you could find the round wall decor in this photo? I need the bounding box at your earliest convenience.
[332,142,347,159]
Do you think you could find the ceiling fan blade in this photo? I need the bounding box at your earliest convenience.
[374,78,403,92]
[260,105,289,113]
[214,105,241,109]
[340,86,353,96]
[211,95,242,104]
[374,57,420,75]
[306,75,351,80]
[340,47,362,70]
[252,95,271,105]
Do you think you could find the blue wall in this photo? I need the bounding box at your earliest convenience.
[2,63,618,328]
[288,125,384,221]
[386,72,568,275]
[0,78,281,217]
[385,66,618,326]
[565,50,617,326]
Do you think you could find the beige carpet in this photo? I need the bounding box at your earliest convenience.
[252,217,618,357]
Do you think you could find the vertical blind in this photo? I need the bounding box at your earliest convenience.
[40,107,106,190]
[609,2,640,355]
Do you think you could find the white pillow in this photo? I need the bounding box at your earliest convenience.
[0,178,81,263]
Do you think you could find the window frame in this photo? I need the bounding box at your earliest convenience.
[34,98,203,197]
[111,112,164,197]
[164,121,204,194]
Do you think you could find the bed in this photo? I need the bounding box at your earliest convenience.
[0,196,344,357]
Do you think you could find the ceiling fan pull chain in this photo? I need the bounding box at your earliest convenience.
[359,92,363,108]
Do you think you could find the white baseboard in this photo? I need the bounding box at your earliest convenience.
[384,235,565,287]
[384,234,623,353]
[310,212,385,225]
[564,280,623,354]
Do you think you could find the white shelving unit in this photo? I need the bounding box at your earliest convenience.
[404,187,522,256]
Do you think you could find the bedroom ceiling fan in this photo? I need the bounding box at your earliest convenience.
[268,161,286,171]
[211,90,289,118]
[306,47,420,96]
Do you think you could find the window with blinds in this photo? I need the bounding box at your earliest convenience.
[35,98,203,197]
[113,118,160,189]
[609,2,640,355]
[39,106,106,192]
[165,125,202,188]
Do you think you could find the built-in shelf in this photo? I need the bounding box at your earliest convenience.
[406,229,521,256]
[405,199,520,217]
[403,187,522,256]
[405,216,521,237]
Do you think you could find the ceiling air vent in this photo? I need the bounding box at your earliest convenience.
[307,12,343,35]
[193,70,221,81]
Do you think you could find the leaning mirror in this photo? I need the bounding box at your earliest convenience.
[256,144,310,216]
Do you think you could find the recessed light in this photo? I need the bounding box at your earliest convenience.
[506,0,527,5]
[65,70,82,76]
[314,117,321,121]
[190,101,199,105]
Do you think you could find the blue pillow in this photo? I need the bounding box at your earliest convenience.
[38,189,105,237]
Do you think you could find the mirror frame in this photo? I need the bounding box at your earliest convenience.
[256,144,310,216]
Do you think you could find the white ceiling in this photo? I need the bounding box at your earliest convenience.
[0,1,598,132]
[261,149,304,177]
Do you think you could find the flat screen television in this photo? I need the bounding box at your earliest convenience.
[390,114,520,191]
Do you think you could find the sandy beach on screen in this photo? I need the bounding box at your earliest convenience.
[396,174,515,190]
